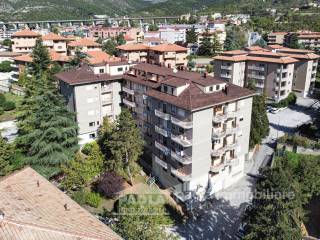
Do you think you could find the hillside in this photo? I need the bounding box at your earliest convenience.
[0,0,312,22]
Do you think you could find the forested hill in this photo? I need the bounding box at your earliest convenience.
[0,0,311,21]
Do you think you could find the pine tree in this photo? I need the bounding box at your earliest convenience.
[285,33,301,49]
[186,27,198,44]
[31,39,51,76]
[104,109,144,183]
[0,135,13,176]
[211,33,223,56]
[243,167,304,240]
[249,94,270,148]
[198,30,213,56]
[97,117,115,160]
[102,39,118,56]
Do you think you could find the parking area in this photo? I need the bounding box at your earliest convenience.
[267,97,317,140]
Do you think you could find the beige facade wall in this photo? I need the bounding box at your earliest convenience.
[12,36,38,53]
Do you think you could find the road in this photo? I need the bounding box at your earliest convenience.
[170,97,316,240]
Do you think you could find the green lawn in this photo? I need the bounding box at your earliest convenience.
[0,93,23,122]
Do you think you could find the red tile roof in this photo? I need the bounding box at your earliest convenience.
[42,32,67,41]
[87,50,121,65]
[14,51,70,63]
[117,43,150,51]
[68,38,102,47]
[0,167,121,240]
[149,43,187,52]
[11,29,41,37]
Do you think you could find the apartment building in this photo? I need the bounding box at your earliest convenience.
[117,43,150,62]
[213,47,319,101]
[42,32,68,55]
[285,31,320,50]
[88,26,144,42]
[11,29,41,53]
[122,64,255,203]
[56,59,131,145]
[67,38,102,55]
[158,28,186,44]
[197,30,226,47]
[117,43,188,68]
[267,45,319,97]
[267,32,287,45]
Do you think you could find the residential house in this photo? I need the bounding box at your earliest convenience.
[11,29,41,53]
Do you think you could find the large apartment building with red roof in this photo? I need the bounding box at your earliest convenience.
[11,29,41,53]
[56,63,255,204]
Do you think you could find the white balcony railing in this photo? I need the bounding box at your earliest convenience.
[171,167,192,181]
[248,74,265,80]
[122,86,134,95]
[225,141,238,151]
[123,99,136,108]
[154,156,168,169]
[210,163,224,173]
[155,141,170,155]
[155,125,169,137]
[102,85,112,93]
[154,109,170,120]
[248,65,265,71]
[171,134,192,147]
[102,97,112,105]
[220,74,232,79]
[212,113,227,122]
[171,151,192,164]
[221,65,232,70]
[171,116,193,129]
[212,129,226,139]
[211,147,225,157]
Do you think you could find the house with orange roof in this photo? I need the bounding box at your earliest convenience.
[285,31,320,50]
[11,29,41,53]
[117,43,150,63]
[148,43,188,69]
[42,32,68,55]
[267,32,288,45]
[68,38,102,55]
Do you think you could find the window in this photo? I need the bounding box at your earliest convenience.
[89,133,96,139]
[209,86,213,92]
[164,85,168,92]
[171,88,174,95]
[99,69,104,74]
[117,67,123,72]
[89,122,95,127]
[216,85,220,91]
[239,117,244,122]
[97,121,100,125]
[171,105,177,113]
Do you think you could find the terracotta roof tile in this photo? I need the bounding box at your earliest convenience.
[87,51,121,65]
[42,32,67,41]
[12,29,41,37]
[68,38,102,47]
[14,51,70,63]
[0,167,121,240]
[149,43,187,52]
[117,43,150,51]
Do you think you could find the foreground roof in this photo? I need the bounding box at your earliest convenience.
[56,64,123,85]
[0,167,121,240]
[87,51,121,65]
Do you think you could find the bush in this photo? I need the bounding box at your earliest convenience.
[71,190,86,205]
[0,94,5,107]
[0,107,3,115]
[81,142,95,155]
[96,171,126,199]
[85,191,102,208]
[3,101,15,111]
[0,61,12,72]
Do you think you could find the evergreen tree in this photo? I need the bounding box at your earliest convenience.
[97,117,115,160]
[285,33,301,49]
[148,24,159,31]
[211,33,223,56]
[186,27,198,44]
[243,167,304,240]
[0,135,13,176]
[249,94,270,148]
[224,30,239,51]
[104,109,144,183]
[116,34,126,46]
[68,49,87,67]
[62,142,103,190]
[103,39,118,56]
[253,38,267,48]
[197,31,213,56]
[31,39,51,76]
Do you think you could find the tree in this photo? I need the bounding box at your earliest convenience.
[211,33,223,56]
[104,109,144,183]
[1,39,12,50]
[51,27,59,34]
[148,24,159,31]
[285,33,301,49]
[102,39,118,56]
[68,49,87,67]
[96,171,126,198]
[253,38,267,48]
[31,39,51,76]
[249,94,270,148]
[97,117,115,160]
[198,31,213,56]
[114,194,176,240]
[224,26,247,51]
[0,135,13,176]
[243,167,304,240]
[186,27,198,44]
[116,33,126,46]
[62,142,103,190]
[0,61,13,72]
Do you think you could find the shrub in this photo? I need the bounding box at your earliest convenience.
[3,101,15,111]
[85,191,102,208]
[71,190,86,205]
[96,171,126,199]
[0,94,5,107]
[0,107,3,115]
[81,142,95,155]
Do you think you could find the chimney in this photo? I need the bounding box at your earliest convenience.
[203,72,207,78]
[0,210,4,222]
[224,84,229,95]
[37,180,40,187]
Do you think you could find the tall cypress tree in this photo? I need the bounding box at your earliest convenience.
[0,135,13,176]
[31,39,51,76]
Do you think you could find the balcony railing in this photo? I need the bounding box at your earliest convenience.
[221,65,232,70]
[155,125,170,138]
[210,163,224,173]
[171,116,193,129]
[102,97,112,105]
[171,134,192,147]
[212,129,226,139]
[123,99,136,108]
[225,141,238,151]
[171,151,192,164]
[122,86,135,95]
[171,167,192,181]
[154,156,168,169]
[154,109,170,120]
[211,147,225,157]
[155,141,170,155]
[212,113,227,122]
[220,73,232,79]
[102,85,112,93]
[248,65,265,71]
[248,74,265,80]
[225,157,239,166]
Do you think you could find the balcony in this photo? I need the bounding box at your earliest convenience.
[102,97,112,105]
[171,151,192,164]
[123,86,134,95]
[210,163,224,173]
[211,147,225,157]
[248,65,265,71]
[221,65,232,70]
[220,73,232,79]
[225,141,238,151]
[225,157,239,166]
[212,113,227,122]
[155,141,170,155]
[171,165,192,181]
[171,116,193,129]
[154,156,168,169]
[255,82,264,88]
[171,133,192,147]
[123,99,136,108]
[155,125,170,137]
[212,129,226,139]
[102,85,112,93]
[247,74,265,80]
[225,125,240,135]
[155,109,170,120]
